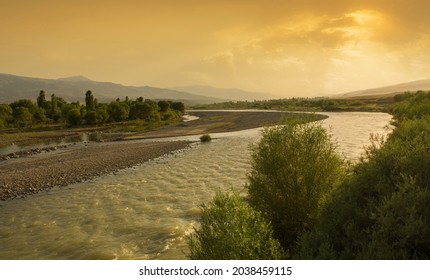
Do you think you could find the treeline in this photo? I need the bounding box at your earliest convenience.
[188,90,430,260]
[0,90,185,128]
[191,96,393,112]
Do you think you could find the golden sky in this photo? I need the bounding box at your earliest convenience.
[1,0,430,96]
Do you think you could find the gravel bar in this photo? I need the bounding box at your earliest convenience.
[0,140,191,200]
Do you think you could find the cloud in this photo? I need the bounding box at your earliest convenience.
[204,51,235,69]
[240,9,386,55]
[2,0,430,96]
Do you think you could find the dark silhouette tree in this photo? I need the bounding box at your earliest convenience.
[158,100,170,112]
[85,90,95,111]
[37,90,46,108]
[171,101,185,114]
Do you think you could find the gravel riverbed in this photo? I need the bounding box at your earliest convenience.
[0,140,190,200]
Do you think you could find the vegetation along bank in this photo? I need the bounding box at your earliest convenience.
[0,90,185,147]
[188,90,430,260]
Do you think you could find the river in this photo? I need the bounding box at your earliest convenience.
[0,112,392,259]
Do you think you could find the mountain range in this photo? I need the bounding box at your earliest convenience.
[170,85,278,101]
[0,73,229,104]
[338,79,430,98]
[1,73,430,104]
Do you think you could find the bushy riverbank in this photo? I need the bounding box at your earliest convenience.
[188,91,430,260]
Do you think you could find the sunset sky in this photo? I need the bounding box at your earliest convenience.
[1,0,430,97]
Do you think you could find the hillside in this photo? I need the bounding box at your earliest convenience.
[339,79,430,98]
[0,73,226,104]
[170,85,278,101]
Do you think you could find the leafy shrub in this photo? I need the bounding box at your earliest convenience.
[390,91,430,121]
[363,176,430,259]
[299,98,430,259]
[187,192,284,260]
[189,92,430,260]
[66,108,82,126]
[246,120,344,253]
[200,134,212,142]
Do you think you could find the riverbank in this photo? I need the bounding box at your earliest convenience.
[0,141,191,200]
[124,110,324,140]
[0,110,318,201]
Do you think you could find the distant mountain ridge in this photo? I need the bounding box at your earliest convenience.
[170,85,278,101]
[339,79,430,98]
[0,73,227,104]
[57,75,93,82]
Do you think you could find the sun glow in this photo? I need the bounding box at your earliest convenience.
[1,1,429,97]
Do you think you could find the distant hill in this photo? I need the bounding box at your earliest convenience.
[0,73,227,104]
[170,85,278,101]
[338,79,430,98]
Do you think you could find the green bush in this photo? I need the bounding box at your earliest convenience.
[364,176,430,259]
[66,108,82,126]
[188,92,430,260]
[299,98,430,259]
[200,134,212,142]
[390,91,430,121]
[246,120,344,253]
[300,146,430,259]
[187,192,284,260]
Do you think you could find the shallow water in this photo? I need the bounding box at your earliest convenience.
[0,112,392,259]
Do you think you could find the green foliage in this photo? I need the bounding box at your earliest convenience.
[364,176,430,259]
[0,104,13,116]
[1,90,185,129]
[246,119,344,253]
[200,134,212,142]
[66,108,82,126]
[85,110,99,125]
[141,99,160,122]
[299,92,430,260]
[33,107,47,123]
[171,101,185,114]
[13,106,33,127]
[97,107,109,123]
[157,100,170,112]
[37,90,48,109]
[129,101,145,120]
[187,192,284,260]
[10,99,37,114]
[107,100,131,122]
[390,91,430,121]
[48,94,62,121]
[187,91,430,260]
[0,104,13,127]
[50,94,59,113]
[190,97,389,112]
[85,90,95,111]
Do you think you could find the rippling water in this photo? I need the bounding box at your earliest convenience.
[0,112,392,259]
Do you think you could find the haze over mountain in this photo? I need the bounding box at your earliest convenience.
[3,1,430,97]
[338,79,430,98]
[0,73,227,104]
[171,85,278,101]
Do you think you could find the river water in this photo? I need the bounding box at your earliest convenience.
[0,112,392,259]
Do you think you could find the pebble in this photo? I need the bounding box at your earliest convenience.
[0,141,191,201]
[0,145,68,161]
